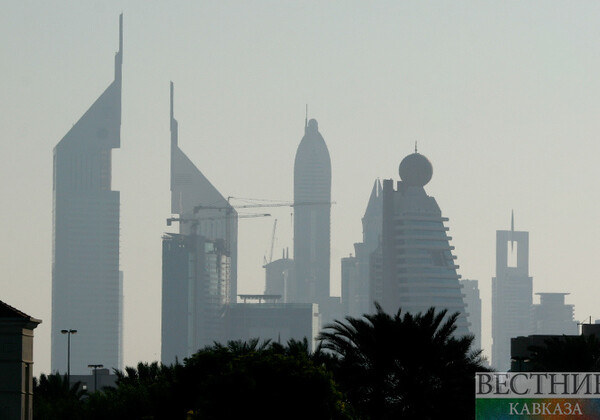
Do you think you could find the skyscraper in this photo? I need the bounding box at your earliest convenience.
[532,292,577,336]
[169,82,237,302]
[292,118,331,304]
[342,180,382,317]
[263,250,294,302]
[460,279,482,351]
[52,15,123,374]
[161,234,230,363]
[491,217,533,370]
[376,150,470,336]
[162,83,236,363]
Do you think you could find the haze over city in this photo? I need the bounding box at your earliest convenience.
[2,1,600,375]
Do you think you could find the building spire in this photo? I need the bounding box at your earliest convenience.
[170,81,174,122]
[510,209,515,252]
[114,14,123,81]
[415,141,418,153]
[170,81,178,148]
[305,104,308,132]
[119,13,123,53]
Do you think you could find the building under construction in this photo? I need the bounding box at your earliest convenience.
[161,83,236,364]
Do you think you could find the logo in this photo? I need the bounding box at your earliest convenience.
[476,372,600,419]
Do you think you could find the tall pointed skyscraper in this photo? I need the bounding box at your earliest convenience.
[168,82,237,300]
[162,83,237,363]
[52,15,123,374]
[293,118,331,303]
[342,180,382,317]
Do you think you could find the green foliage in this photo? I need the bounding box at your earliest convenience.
[84,362,183,420]
[34,306,491,419]
[34,339,348,420]
[528,334,600,372]
[182,338,349,419]
[317,303,489,420]
[33,373,86,420]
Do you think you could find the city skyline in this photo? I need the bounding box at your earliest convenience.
[2,2,600,374]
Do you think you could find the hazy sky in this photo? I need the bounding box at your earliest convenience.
[2,1,600,375]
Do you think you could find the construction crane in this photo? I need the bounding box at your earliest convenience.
[269,219,277,263]
[166,213,270,227]
[193,199,334,214]
[263,219,278,265]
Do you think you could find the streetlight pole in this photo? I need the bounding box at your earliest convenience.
[87,364,104,392]
[60,329,77,384]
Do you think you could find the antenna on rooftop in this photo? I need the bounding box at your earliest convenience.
[305,104,308,129]
[510,210,515,252]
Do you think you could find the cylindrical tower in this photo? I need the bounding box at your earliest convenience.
[293,119,331,303]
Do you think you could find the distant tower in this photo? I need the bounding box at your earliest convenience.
[460,279,482,351]
[532,293,577,335]
[169,82,237,292]
[52,15,123,374]
[263,250,294,302]
[377,150,470,335]
[492,215,532,371]
[342,180,382,317]
[293,118,331,303]
[162,234,230,363]
[162,83,236,363]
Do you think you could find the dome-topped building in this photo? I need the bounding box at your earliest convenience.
[373,148,470,336]
[293,117,331,303]
[399,152,433,187]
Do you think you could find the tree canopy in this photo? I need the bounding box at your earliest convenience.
[317,303,489,420]
[35,339,348,420]
[34,305,491,419]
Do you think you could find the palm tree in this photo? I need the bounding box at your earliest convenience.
[33,373,86,420]
[318,303,488,420]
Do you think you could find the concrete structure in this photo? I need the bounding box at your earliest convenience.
[460,279,482,351]
[532,292,577,335]
[342,180,382,318]
[263,251,294,302]
[0,301,41,420]
[52,15,123,374]
[70,368,117,393]
[226,302,319,351]
[292,118,331,304]
[162,83,236,364]
[161,234,231,364]
[376,150,470,336]
[492,217,533,371]
[341,255,358,316]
